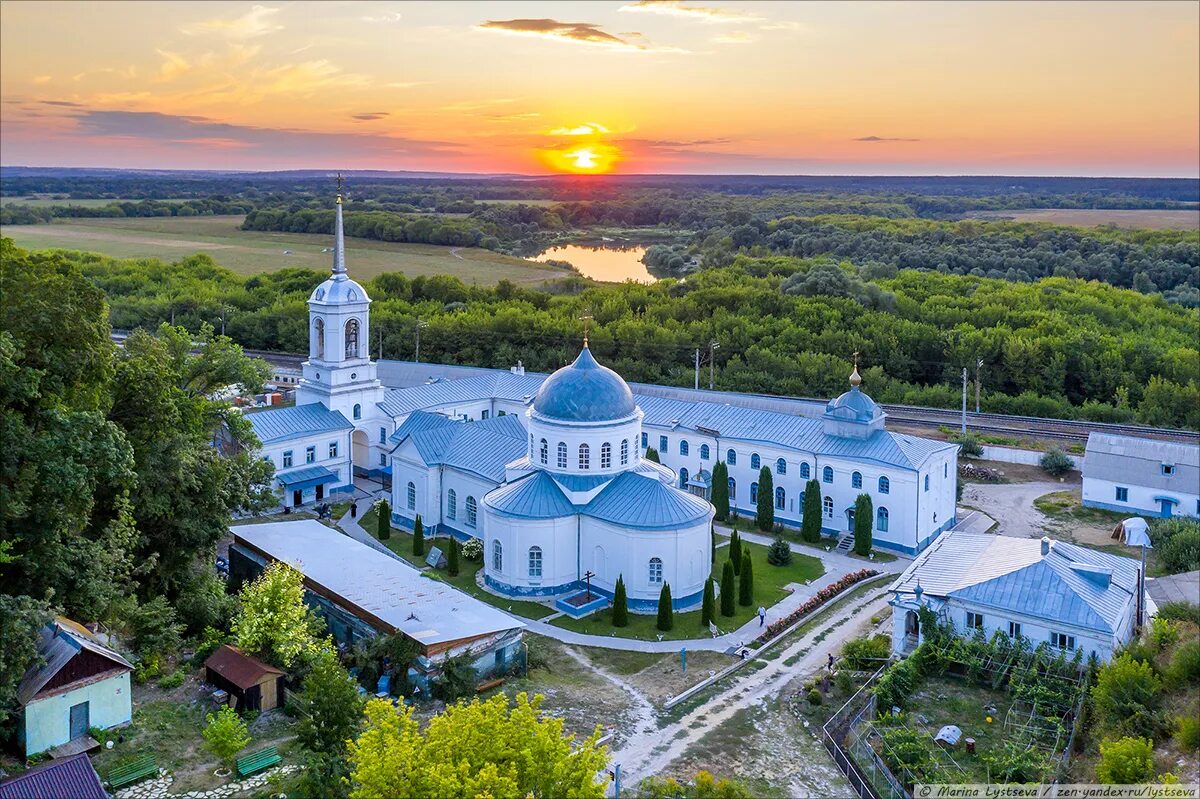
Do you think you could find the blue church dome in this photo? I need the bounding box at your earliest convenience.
[533,345,636,423]
[824,386,881,423]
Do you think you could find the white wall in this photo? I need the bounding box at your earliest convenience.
[23,673,132,755]
[259,429,353,506]
[947,601,1127,662]
[1083,475,1199,519]
[981,444,1080,468]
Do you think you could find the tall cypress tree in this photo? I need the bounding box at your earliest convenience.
[801,478,823,543]
[412,514,424,556]
[710,524,717,568]
[738,546,754,606]
[612,575,628,627]
[644,447,660,463]
[720,560,736,617]
[446,536,459,576]
[854,493,874,556]
[656,583,673,632]
[701,578,715,627]
[729,528,741,575]
[756,466,774,531]
[376,500,391,541]
[710,461,729,521]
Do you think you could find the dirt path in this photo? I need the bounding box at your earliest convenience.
[597,590,892,794]
[961,480,1064,538]
[560,645,658,750]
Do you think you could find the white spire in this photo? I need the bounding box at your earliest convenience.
[332,173,347,278]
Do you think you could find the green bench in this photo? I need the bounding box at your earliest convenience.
[106,754,157,790]
[236,746,282,778]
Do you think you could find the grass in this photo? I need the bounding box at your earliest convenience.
[904,675,1012,783]
[969,208,1200,231]
[1034,490,1127,525]
[0,215,572,286]
[719,521,898,563]
[549,539,824,642]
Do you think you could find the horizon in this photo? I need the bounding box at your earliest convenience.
[2,1,1198,178]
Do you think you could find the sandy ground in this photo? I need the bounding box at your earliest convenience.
[961,480,1065,538]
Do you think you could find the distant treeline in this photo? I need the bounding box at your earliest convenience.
[22,238,1197,430]
[0,197,254,225]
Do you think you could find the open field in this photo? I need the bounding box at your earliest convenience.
[1,196,170,207]
[0,214,573,285]
[969,208,1200,230]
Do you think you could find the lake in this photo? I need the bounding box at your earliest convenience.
[532,243,654,283]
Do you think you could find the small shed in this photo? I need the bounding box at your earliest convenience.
[203,645,285,712]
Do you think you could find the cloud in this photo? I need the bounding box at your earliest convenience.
[854,135,921,142]
[361,11,403,24]
[351,112,389,121]
[384,81,422,89]
[32,75,52,85]
[156,50,191,81]
[183,5,283,39]
[712,31,754,44]
[477,18,681,52]
[760,20,805,32]
[618,1,763,23]
[39,100,84,107]
[549,122,611,136]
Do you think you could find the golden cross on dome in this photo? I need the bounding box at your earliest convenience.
[850,350,863,387]
[579,311,593,347]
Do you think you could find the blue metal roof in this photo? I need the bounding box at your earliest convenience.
[377,373,544,418]
[532,346,637,423]
[550,473,615,492]
[583,471,712,530]
[276,465,339,489]
[247,403,353,445]
[401,416,526,484]
[389,410,455,445]
[485,472,576,518]
[824,386,883,424]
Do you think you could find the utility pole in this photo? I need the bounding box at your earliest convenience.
[414,318,428,363]
[975,358,983,414]
[694,348,701,390]
[961,367,968,434]
[709,341,720,390]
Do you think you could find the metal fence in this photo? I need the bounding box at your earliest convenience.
[821,665,912,799]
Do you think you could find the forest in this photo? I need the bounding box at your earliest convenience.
[25,238,1200,430]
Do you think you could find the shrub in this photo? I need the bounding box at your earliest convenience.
[203,705,251,768]
[1156,601,1200,627]
[807,688,822,705]
[738,547,754,607]
[612,575,628,628]
[644,447,660,463]
[376,500,391,540]
[158,669,186,690]
[1157,523,1200,574]
[656,583,674,632]
[1176,715,1200,753]
[767,536,792,566]
[1169,639,1200,686]
[461,538,483,561]
[842,635,891,670]
[412,514,424,556]
[720,561,736,617]
[437,653,477,701]
[1039,448,1074,476]
[1091,653,1162,737]
[1096,736,1155,785]
[834,670,854,694]
[1149,617,1178,651]
[950,432,984,458]
[984,739,1050,783]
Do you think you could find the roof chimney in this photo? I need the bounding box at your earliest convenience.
[1040,536,1051,556]
[511,360,525,376]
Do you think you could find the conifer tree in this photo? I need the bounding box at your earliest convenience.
[710,524,717,567]
[710,461,729,521]
[767,536,792,566]
[612,575,628,627]
[701,578,715,627]
[644,447,660,463]
[376,500,391,541]
[656,583,673,632]
[447,536,459,576]
[854,493,874,556]
[729,528,741,575]
[756,466,774,531]
[801,479,822,544]
[720,561,736,617]
[412,514,424,556]
[738,546,754,606]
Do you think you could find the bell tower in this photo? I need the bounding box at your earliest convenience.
[296,176,384,424]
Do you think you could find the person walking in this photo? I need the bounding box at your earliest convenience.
[827,653,834,671]
[757,606,766,627]
[350,501,358,518]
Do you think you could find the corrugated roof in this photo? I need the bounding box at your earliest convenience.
[1084,433,1200,490]
[0,754,107,799]
[398,414,527,483]
[389,410,455,444]
[231,521,524,646]
[583,472,713,530]
[485,472,576,518]
[17,618,132,706]
[891,532,1139,633]
[246,403,353,444]
[204,644,283,689]
[276,464,338,487]
[377,373,544,418]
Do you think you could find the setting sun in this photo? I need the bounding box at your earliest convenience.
[544,141,620,174]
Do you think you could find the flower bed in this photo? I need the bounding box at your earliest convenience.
[753,569,880,646]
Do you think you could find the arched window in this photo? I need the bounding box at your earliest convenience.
[822,466,834,483]
[466,496,477,527]
[924,475,930,491]
[728,477,736,500]
[727,449,737,466]
[314,318,325,359]
[878,475,890,494]
[751,453,760,470]
[447,489,457,519]
[800,462,810,479]
[528,546,543,578]
[679,467,689,489]
[540,439,548,465]
[353,403,362,420]
[775,486,786,510]
[750,482,759,503]
[641,432,648,448]
[578,443,590,470]
[649,557,663,584]
[852,471,862,489]
[620,439,629,465]
[823,496,834,518]
[492,540,502,571]
[700,444,710,460]
[601,442,612,469]
[680,440,689,456]
[557,442,568,469]
[877,507,889,532]
[344,318,360,358]
[406,482,416,509]
[776,458,787,475]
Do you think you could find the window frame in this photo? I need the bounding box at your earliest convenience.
[466,496,478,528]
[878,475,890,494]
[1115,486,1129,502]
[966,611,984,631]
[578,443,590,470]
[776,458,786,476]
[528,546,543,578]
[727,449,736,466]
[852,471,862,489]
[282,450,293,469]
[648,557,663,585]
[447,489,457,520]
[1008,621,1022,639]
[407,481,416,510]
[305,445,316,464]
[822,466,834,484]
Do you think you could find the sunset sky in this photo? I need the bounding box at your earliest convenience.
[2,0,1197,176]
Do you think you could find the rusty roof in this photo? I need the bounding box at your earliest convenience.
[204,645,283,690]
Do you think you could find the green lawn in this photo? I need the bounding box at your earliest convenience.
[550,539,824,641]
[716,521,897,563]
[1034,490,1127,525]
[1,215,571,286]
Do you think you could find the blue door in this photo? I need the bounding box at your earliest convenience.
[69,701,89,740]
[1159,499,1174,517]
